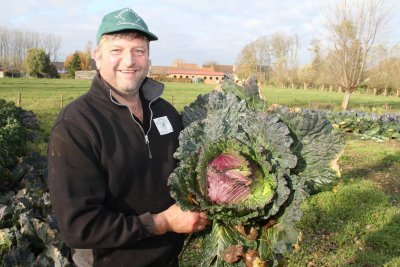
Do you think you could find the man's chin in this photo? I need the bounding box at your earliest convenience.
[120,88,140,96]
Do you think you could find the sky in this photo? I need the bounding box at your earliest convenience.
[1,0,399,67]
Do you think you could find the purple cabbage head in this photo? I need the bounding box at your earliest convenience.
[207,153,253,204]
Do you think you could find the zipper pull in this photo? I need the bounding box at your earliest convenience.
[144,135,152,159]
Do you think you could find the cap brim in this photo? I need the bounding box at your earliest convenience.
[97,27,158,44]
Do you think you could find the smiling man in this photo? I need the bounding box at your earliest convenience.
[47,7,207,267]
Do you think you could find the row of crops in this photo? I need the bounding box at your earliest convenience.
[325,110,400,141]
[0,100,69,266]
[0,98,399,266]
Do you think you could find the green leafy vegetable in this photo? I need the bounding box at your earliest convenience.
[0,100,70,266]
[169,76,345,266]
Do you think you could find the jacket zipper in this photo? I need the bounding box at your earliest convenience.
[109,90,159,159]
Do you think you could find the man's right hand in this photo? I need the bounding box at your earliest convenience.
[152,204,208,235]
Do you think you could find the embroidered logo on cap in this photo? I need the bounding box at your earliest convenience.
[114,8,145,30]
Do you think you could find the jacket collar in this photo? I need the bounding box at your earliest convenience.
[89,71,164,102]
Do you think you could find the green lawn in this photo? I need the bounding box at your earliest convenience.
[286,139,400,266]
[0,78,215,112]
[261,86,400,113]
[2,77,399,156]
[1,78,399,115]
[0,79,215,134]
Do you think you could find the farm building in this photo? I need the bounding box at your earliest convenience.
[75,70,97,80]
[167,68,224,84]
[150,62,234,84]
[51,59,97,76]
[51,58,233,84]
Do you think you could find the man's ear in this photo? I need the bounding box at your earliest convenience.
[93,48,101,70]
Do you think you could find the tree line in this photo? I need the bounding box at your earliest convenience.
[0,26,61,71]
[0,25,93,78]
[235,0,399,110]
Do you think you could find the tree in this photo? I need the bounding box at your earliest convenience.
[322,0,391,110]
[202,60,219,68]
[65,51,82,78]
[64,46,92,75]
[48,63,60,78]
[270,33,299,86]
[24,48,50,78]
[235,42,258,80]
[367,45,400,96]
[298,64,318,89]
[80,41,93,71]
[236,33,299,86]
[307,38,325,87]
[253,36,273,83]
[0,26,62,68]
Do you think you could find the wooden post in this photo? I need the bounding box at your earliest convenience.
[16,92,21,106]
[61,94,64,108]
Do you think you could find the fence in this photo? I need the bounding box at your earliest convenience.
[9,92,396,114]
[9,93,185,112]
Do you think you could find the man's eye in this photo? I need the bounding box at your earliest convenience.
[111,49,121,53]
[134,49,145,56]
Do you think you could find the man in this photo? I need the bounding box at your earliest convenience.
[47,7,207,266]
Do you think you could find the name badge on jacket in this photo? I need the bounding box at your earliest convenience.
[153,116,174,135]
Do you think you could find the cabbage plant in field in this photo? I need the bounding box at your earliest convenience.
[0,100,70,266]
[168,76,345,266]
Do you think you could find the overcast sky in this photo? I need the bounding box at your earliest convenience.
[1,0,399,66]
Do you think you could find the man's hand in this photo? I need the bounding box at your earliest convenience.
[153,204,208,235]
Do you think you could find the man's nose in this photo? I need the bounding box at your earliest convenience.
[122,51,135,66]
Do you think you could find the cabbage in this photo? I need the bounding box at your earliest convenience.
[168,76,345,266]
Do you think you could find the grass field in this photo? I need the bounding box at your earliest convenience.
[0,78,216,137]
[0,78,398,142]
[1,77,399,113]
[286,138,400,266]
[261,86,400,113]
[1,78,399,266]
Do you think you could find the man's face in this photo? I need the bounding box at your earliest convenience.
[94,36,149,97]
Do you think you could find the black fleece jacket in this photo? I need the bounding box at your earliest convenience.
[47,73,184,266]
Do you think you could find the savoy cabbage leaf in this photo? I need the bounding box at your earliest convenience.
[169,76,345,266]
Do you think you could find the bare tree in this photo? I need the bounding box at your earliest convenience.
[253,36,272,82]
[0,27,62,70]
[41,33,62,62]
[235,42,258,80]
[270,33,290,86]
[202,60,219,68]
[323,0,392,110]
[308,38,325,87]
[367,44,400,96]
[235,32,299,84]
[298,64,318,89]
[285,34,300,88]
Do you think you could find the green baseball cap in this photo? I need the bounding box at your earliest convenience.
[96,7,158,44]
